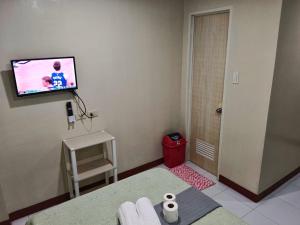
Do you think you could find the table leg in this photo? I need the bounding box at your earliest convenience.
[70,150,80,197]
[112,139,118,182]
[63,145,75,199]
[105,172,109,185]
[67,174,74,199]
[103,144,110,185]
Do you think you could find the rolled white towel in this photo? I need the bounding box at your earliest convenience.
[118,201,141,225]
[136,197,161,225]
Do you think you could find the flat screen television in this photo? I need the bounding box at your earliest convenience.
[11,56,78,96]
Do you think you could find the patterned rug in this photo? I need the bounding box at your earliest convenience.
[170,164,215,190]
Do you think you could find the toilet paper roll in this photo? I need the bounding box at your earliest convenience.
[163,201,178,223]
[163,193,176,203]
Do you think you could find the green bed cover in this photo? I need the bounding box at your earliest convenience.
[27,168,247,225]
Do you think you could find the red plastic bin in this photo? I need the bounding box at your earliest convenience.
[162,133,186,168]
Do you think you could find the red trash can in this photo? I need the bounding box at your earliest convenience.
[162,133,186,168]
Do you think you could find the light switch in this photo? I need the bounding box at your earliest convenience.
[232,72,239,84]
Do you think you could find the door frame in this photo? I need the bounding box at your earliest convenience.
[185,6,233,177]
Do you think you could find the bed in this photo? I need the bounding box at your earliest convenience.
[26,168,247,225]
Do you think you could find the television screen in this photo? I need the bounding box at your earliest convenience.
[11,57,78,96]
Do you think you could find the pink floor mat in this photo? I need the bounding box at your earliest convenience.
[169,164,215,190]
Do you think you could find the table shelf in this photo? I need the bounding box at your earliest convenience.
[76,158,114,181]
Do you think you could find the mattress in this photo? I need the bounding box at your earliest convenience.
[26,168,247,225]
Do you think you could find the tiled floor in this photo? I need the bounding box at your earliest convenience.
[12,161,300,225]
[160,161,300,225]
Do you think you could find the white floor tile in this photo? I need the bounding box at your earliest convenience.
[290,173,300,187]
[202,181,227,197]
[12,216,28,225]
[213,191,252,218]
[243,211,279,225]
[255,197,300,225]
[269,177,298,199]
[223,188,262,209]
[275,183,300,209]
[156,164,169,170]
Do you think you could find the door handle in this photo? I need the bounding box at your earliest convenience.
[216,107,222,114]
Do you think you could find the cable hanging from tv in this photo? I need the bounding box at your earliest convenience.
[72,90,93,119]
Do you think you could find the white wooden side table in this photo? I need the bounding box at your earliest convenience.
[63,130,117,198]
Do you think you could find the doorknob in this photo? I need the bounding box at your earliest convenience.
[216,107,222,114]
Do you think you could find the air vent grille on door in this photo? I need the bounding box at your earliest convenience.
[195,139,215,161]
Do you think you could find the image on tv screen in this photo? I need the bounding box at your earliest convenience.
[11,57,77,96]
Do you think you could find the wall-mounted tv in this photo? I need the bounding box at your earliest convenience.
[11,56,78,96]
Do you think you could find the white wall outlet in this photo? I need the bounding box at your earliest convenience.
[232,72,239,84]
[88,110,99,118]
[75,110,99,120]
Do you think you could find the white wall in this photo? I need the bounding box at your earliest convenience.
[0,0,183,213]
[0,185,9,222]
[259,0,300,192]
[181,0,282,194]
